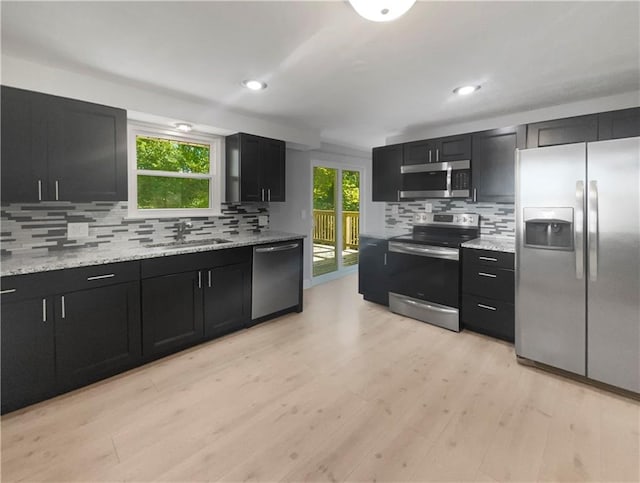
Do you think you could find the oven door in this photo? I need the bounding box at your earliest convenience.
[387,242,460,331]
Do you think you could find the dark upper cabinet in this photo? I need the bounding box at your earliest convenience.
[1,294,55,414]
[226,132,286,203]
[526,114,598,148]
[471,125,525,203]
[437,134,471,162]
[1,86,127,202]
[403,139,436,165]
[358,236,389,306]
[55,282,141,390]
[372,144,402,201]
[598,107,640,140]
[1,86,48,202]
[204,263,251,339]
[47,96,127,201]
[141,270,204,359]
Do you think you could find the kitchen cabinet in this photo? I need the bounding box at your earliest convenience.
[204,263,251,339]
[403,139,436,165]
[471,125,525,203]
[358,236,389,305]
[526,114,598,148]
[461,248,515,342]
[598,107,640,140]
[0,86,127,202]
[372,144,402,201]
[226,132,286,202]
[402,135,471,165]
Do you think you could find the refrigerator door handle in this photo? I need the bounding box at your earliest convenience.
[575,180,585,280]
[588,180,599,281]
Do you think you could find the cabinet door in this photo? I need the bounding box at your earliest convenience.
[142,271,204,358]
[239,134,263,201]
[598,108,640,140]
[358,237,388,305]
[55,282,141,389]
[1,86,48,202]
[471,126,524,202]
[1,296,55,413]
[403,140,435,165]
[372,145,402,201]
[204,263,251,339]
[47,96,127,201]
[261,138,286,202]
[436,134,471,162]
[526,115,598,148]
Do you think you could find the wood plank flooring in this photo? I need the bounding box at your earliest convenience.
[2,274,639,482]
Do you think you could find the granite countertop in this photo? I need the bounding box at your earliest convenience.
[1,231,306,277]
[359,229,411,240]
[461,236,515,253]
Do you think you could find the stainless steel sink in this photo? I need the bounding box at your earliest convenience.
[145,238,232,249]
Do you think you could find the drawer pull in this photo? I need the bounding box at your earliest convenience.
[478,256,497,262]
[366,243,378,247]
[87,273,115,281]
[478,272,497,278]
[477,303,497,311]
[0,288,17,295]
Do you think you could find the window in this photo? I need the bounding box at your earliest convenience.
[128,124,222,218]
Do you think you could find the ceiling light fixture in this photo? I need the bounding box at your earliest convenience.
[348,0,416,22]
[453,85,481,96]
[242,79,267,91]
[175,123,192,132]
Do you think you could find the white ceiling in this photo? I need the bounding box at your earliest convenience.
[2,1,639,149]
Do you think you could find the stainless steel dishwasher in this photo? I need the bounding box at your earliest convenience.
[251,240,302,320]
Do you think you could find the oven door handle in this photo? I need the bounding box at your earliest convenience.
[401,298,458,314]
[388,242,459,261]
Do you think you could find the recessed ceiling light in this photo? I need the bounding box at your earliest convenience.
[242,79,267,91]
[175,123,192,132]
[453,85,481,96]
[348,0,416,22]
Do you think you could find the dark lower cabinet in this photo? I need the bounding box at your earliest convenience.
[141,271,204,358]
[55,282,141,390]
[358,236,389,305]
[204,263,251,339]
[1,296,55,414]
[461,248,515,342]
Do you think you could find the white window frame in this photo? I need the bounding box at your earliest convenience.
[127,122,222,219]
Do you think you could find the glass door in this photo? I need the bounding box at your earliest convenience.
[312,165,361,280]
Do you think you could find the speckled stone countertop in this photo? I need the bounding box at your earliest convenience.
[461,236,515,253]
[359,229,411,240]
[1,231,306,277]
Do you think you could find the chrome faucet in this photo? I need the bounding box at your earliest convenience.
[175,221,193,242]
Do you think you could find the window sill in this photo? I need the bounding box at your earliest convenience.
[125,209,223,220]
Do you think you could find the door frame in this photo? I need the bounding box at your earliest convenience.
[310,160,365,285]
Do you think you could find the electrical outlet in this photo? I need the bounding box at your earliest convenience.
[67,222,89,239]
[424,203,433,213]
[258,215,268,226]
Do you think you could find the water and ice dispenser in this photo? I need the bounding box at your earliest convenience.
[523,207,574,250]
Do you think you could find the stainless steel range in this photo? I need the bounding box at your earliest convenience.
[388,212,479,332]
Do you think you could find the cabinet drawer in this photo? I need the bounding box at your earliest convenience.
[462,264,514,303]
[463,248,514,269]
[56,261,140,291]
[1,271,61,302]
[461,294,514,342]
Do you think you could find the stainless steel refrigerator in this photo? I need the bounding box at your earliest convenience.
[515,137,639,393]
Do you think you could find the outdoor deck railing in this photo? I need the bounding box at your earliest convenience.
[313,209,359,249]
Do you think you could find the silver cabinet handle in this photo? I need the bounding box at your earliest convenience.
[87,273,115,281]
[55,180,60,201]
[478,272,497,278]
[477,303,497,311]
[268,188,271,202]
[261,188,265,202]
[383,253,387,265]
[61,295,66,319]
[396,190,400,202]
[575,180,585,280]
[208,270,212,288]
[0,288,16,295]
[198,271,202,289]
[473,188,477,203]
[588,180,598,281]
[478,256,497,262]
[255,243,299,253]
[436,148,440,162]
[42,299,47,322]
[38,180,42,201]
[366,242,378,247]
[428,150,432,163]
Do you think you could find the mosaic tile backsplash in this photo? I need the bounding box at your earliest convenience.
[1,202,269,257]
[385,200,515,237]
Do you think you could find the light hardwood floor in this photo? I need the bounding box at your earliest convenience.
[2,274,639,482]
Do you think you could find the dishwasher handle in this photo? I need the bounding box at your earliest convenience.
[255,243,299,253]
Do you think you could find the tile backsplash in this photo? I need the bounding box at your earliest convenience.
[1,202,269,257]
[385,200,515,237]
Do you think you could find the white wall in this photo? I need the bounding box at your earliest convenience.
[269,144,383,288]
